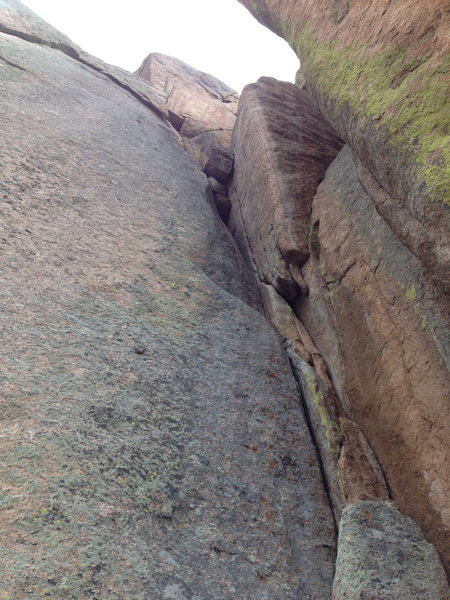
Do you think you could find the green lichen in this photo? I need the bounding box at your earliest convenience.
[405,284,417,302]
[304,369,341,457]
[286,25,450,205]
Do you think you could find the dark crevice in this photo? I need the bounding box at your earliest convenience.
[0,53,28,72]
[0,24,78,58]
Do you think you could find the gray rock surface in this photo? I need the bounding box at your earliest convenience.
[0,0,169,119]
[186,131,234,183]
[333,501,449,600]
[0,3,336,598]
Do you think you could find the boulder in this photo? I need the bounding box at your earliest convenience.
[333,501,449,600]
[136,52,238,184]
[185,131,234,183]
[230,77,343,300]
[136,52,238,140]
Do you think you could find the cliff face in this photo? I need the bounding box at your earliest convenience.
[0,2,337,598]
[1,0,449,598]
[228,78,450,592]
[235,0,450,578]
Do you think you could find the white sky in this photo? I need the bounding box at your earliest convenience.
[23,0,299,92]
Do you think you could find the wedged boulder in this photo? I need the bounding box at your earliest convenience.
[208,177,231,222]
[230,77,343,300]
[238,0,450,291]
[136,52,238,140]
[0,3,337,598]
[333,501,449,600]
[136,52,238,184]
[299,145,450,571]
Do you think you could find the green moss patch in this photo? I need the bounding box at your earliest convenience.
[287,25,450,205]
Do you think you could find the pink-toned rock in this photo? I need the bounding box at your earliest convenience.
[136,52,237,185]
[136,52,237,140]
[238,0,450,293]
[298,145,450,571]
[228,72,449,578]
[337,418,389,504]
[230,77,342,300]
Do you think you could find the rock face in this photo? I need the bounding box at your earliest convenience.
[0,1,337,598]
[232,0,450,582]
[238,0,450,292]
[228,75,450,591]
[1,0,449,597]
[300,145,450,570]
[136,52,238,142]
[230,77,343,300]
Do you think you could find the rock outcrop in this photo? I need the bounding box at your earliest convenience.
[136,52,238,143]
[228,74,450,592]
[238,0,450,293]
[0,2,337,598]
[136,52,237,184]
[1,0,449,597]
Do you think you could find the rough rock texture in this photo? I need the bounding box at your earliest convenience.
[0,0,169,120]
[136,52,237,191]
[299,145,450,569]
[136,52,238,143]
[228,74,450,587]
[230,77,343,301]
[184,131,234,184]
[0,2,338,598]
[238,0,450,292]
[333,501,449,600]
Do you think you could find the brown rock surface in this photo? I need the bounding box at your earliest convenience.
[228,72,449,582]
[299,145,450,570]
[230,77,343,300]
[136,52,237,185]
[136,52,238,141]
[238,0,450,291]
